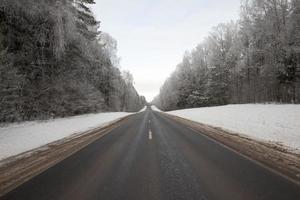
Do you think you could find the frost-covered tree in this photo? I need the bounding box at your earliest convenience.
[0,0,144,122]
[155,0,300,111]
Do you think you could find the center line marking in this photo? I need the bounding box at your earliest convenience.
[149,130,152,140]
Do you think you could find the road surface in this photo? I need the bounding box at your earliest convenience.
[1,108,300,200]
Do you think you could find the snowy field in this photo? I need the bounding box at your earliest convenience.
[0,112,134,161]
[167,104,300,151]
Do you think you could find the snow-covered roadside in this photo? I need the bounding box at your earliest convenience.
[167,104,300,151]
[138,106,147,112]
[151,105,162,112]
[0,112,133,161]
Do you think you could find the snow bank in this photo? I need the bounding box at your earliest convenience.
[138,106,147,112]
[151,105,162,112]
[167,104,300,151]
[0,112,132,160]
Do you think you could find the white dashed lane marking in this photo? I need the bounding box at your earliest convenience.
[149,130,152,140]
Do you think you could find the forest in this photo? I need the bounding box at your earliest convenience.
[0,0,145,122]
[154,0,300,111]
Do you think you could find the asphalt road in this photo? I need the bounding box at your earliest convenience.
[1,108,300,200]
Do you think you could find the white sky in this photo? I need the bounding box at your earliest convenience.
[92,0,241,101]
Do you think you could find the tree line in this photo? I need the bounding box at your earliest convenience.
[154,0,300,111]
[0,0,145,122]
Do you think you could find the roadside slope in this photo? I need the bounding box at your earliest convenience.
[167,104,300,151]
[0,112,134,162]
[0,113,135,196]
[160,104,300,183]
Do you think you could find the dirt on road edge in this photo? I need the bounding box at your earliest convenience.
[162,113,300,185]
[0,115,132,197]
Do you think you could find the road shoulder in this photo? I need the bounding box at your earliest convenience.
[161,112,300,185]
[0,115,132,197]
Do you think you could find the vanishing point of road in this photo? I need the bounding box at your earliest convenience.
[1,108,300,200]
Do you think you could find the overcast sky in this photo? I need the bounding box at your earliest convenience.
[92,0,241,101]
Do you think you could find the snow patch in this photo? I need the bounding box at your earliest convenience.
[0,112,132,161]
[151,105,162,112]
[167,104,300,151]
[138,106,147,112]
